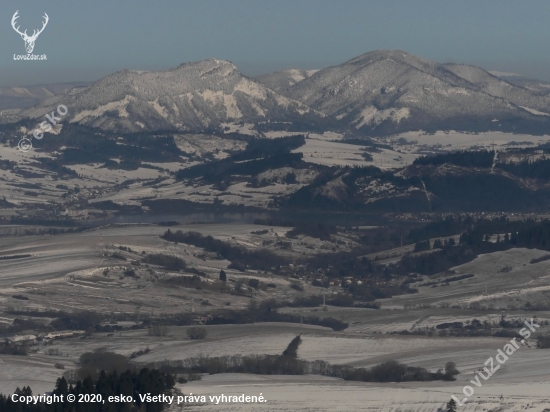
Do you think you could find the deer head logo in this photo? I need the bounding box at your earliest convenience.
[11,11,49,54]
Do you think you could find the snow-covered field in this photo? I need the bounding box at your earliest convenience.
[392,130,550,151]
[4,321,550,410]
[374,248,550,309]
[2,225,550,409]
[293,138,417,168]
[181,374,550,412]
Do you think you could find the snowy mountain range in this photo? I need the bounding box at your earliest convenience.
[20,59,323,133]
[0,82,89,110]
[489,70,550,94]
[256,68,319,93]
[276,50,550,135]
[14,50,550,135]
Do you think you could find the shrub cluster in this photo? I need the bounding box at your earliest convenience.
[186,327,208,340]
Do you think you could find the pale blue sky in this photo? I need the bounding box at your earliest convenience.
[1,0,550,86]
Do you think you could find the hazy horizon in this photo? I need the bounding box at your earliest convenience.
[2,0,550,86]
[3,51,549,89]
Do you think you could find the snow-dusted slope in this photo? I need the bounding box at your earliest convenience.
[283,50,550,134]
[489,71,550,95]
[443,63,550,113]
[20,59,321,133]
[256,68,319,93]
[0,82,90,110]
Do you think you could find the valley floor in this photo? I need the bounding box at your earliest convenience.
[2,224,550,410]
[181,373,550,412]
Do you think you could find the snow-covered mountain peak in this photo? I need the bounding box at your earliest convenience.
[19,58,322,133]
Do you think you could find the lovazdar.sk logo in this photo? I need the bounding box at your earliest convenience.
[11,10,49,60]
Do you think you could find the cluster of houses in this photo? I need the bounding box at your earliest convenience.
[294,272,390,288]
[5,330,86,346]
[192,315,212,325]
[61,208,89,219]
[327,277,389,287]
